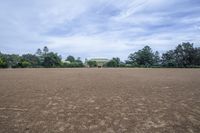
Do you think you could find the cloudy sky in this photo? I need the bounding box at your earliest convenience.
[0,0,200,60]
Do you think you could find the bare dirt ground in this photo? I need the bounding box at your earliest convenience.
[0,68,200,133]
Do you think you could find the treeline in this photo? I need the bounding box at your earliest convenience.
[0,42,200,68]
[0,46,84,68]
[106,42,200,68]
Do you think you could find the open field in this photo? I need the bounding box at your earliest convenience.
[0,68,200,133]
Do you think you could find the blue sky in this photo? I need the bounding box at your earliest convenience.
[0,0,200,60]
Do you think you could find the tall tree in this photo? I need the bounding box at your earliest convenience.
[43,46,49,55]
[193,47,200,66]
[161,42,196,67]
[162,50,177,67]
[153,51,161,66]
[128,46,154,67]
[174,42,195,67]
[36,48,42,56]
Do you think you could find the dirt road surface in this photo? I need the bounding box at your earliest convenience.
[0,68,200,133]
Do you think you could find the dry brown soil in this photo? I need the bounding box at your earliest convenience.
[0,68,200,133]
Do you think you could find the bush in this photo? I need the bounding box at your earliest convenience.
[87,61,97,67]
[0,58,7,68]
[18,61,31,68]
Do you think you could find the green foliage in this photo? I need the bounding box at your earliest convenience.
[75,57,84,67]
[66,55,75,63]
[106,60,117,67]
[2,54,21,68]
[62,56,84,68]
[161,42,199,68]
[162,50,177,67]
[128,46,155,67]
[174,43,194,67]
[63,62,83,68]
[87,60,97,67]
[127,43,200,68]
[194,48,200,66]
[42,52,62,68]
[105,57,121,67]
[0,43,200,68]
[22,54,40,67]
[153,51,161,66]
[18,60,31,68]
[0,57,7,68]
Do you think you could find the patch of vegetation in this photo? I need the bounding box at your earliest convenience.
[1,42,200,68]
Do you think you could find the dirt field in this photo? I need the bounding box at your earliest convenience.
[0,68,200,133]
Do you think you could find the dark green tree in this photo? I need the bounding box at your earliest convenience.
[22,54,40,67]
[42,52,62,68]
[193,47,200,66]
[153,51,161,66]
[106,60,118,67]
[87,60,97,67]
[161,50,177,67]
[18,59,31,68]
[75,57,84,67]
[161,42,197,67]
[66,55,75,63]
[0,56,7,68]
[2,54,21,68]
[128,46,154,67]
[174,42,195,67]
[105,57,121,67]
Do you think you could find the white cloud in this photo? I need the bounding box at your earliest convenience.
[0,0,200,59]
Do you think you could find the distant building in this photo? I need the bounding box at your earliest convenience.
[88,58,109,68]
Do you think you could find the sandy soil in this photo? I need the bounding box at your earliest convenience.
[0,68,200,133]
